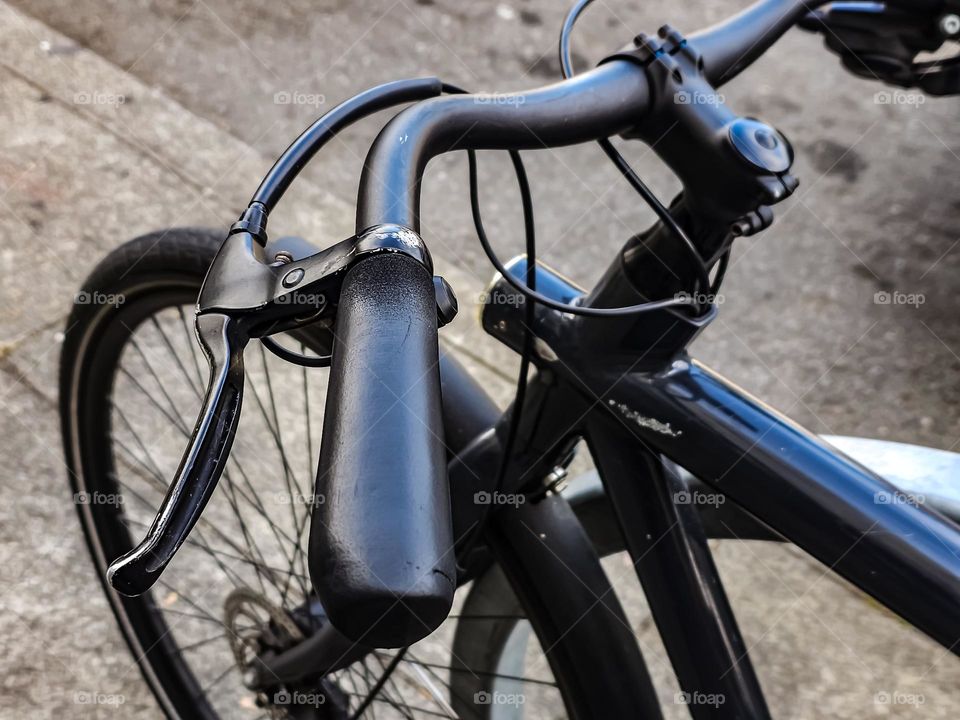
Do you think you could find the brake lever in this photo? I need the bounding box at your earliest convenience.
[799,2,960,93]
[108,312,247,595]
[107,216,455,597]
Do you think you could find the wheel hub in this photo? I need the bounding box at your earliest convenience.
[223,589,351,719]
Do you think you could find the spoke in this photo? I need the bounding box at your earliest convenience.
[391,652,485,720]
[292,512,312,605]
[245,355,310,602]
[178,632,228,653]
[347,666,382,719]
[356,662,378,711]
[127,334,196,429]
[199,659,239,695]
[151,313,204,399]
[259,342,306,604]
[384,655,558,689]
[296,341,317,595]
[161,606,229,625]
[113,406,175,482]
[302,341,315,482]
[154,576,280,701]
[220,451,304,579]
[157,577,231,635]
[160,605,256,636]
[370,656,420,720]
[342,692,451,719]
[217,471,285,599]
[118,365,192,435]
[350,648,408,720]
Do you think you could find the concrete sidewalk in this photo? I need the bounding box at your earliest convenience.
[0,1,957,718]
[0,5,509,718]
[11,0,960,448]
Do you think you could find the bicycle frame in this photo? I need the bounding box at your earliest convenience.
[330,6,960,705]
[442,258,960,718]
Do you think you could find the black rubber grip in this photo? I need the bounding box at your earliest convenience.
[309,252,454,648]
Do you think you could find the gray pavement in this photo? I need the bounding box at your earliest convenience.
[0,0,958,717]
[11,0,960,444]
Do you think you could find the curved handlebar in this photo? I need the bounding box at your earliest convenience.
[356,0,824,234]
[689,0,829,86]
[357,60,648,231]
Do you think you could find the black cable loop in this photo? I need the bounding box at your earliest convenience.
[442,84,537,560]
[260,335,331,367]
[561,0,713,313]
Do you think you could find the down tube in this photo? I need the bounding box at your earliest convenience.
[596,357,960,653]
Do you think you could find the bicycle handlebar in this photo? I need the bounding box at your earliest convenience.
[357,59,649,231]
[690,0,828,85]
[107,0,863,646]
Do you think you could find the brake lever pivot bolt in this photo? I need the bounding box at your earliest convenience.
[282,267,304,287]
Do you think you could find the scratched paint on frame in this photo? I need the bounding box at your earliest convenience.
[608,399,682,437]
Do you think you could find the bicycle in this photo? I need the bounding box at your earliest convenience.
[59,0,960,717]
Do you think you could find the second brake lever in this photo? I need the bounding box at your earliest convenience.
[108,312,247,596]
[799,2,960,93]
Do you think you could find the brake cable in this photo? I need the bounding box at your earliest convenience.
[260,334,330,367]
[440,84,537,561]
[561,0,713,304]
[463,0,720,319]
[252,63,708,376]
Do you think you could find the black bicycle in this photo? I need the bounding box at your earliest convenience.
[60,0,960,718]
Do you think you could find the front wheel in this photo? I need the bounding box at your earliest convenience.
[60,228,635,719]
